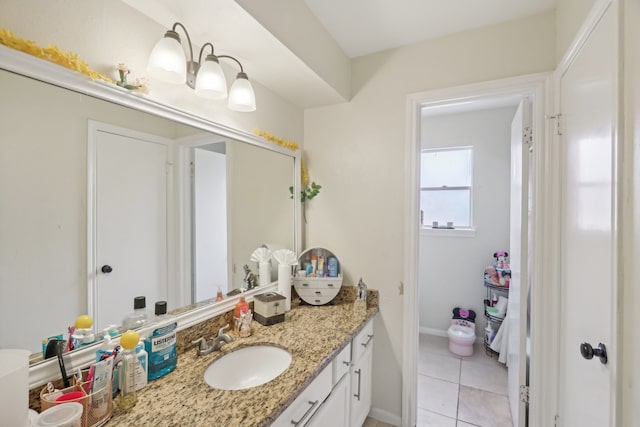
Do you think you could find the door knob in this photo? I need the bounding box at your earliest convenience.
[580,342,608,365]
[101,265,113,274]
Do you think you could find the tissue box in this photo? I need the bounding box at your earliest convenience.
[253,292,286,326]
[293,248,343,305]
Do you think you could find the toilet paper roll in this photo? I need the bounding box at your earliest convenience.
[0,349,31,427]
[259,262,271,286]
[277,264,292,311]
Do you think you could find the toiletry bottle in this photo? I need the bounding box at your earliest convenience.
[134,342,148,390]
[96,334,122,398]
[119,330,139,410]
[234,291,250,332]
[122,296,149,330]
[327,257,339,278]
[317,255,325,277]
[485,323,494,344]
[71,315,96,349]
[144,301,177,381]
[234,293,249,318]
[215,287,224,302]
[310,253,318,277]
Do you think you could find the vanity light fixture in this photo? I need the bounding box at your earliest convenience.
[147,22,256,112]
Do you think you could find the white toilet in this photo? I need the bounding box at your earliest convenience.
[447,308,476,356]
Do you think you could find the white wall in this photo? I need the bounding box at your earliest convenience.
[419,107,515,336]
[555,0,598,62]
[304,11,555,420]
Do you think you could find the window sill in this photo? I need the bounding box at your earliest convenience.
[421,227,476,238]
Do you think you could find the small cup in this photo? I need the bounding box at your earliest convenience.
[432,221,438,228]
[447,221,453,228]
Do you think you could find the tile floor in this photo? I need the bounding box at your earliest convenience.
[363,334,511,427]
[416,334,512,427]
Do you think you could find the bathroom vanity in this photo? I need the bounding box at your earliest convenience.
[107,295,378,426]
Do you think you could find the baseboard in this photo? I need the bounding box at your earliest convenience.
[419,326,484,343]
[419,326,447,337]
[368,407,401,426]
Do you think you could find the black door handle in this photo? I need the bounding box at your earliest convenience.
[580,342,608,365]
[101,265,113,274]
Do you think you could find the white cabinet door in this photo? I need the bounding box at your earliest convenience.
[350,319,374,427]
[307,374,349,427]
[350,342,373,427]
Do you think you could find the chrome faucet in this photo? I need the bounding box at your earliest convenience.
[191,324,233,356]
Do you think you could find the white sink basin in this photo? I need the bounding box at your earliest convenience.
[203,345,292,390]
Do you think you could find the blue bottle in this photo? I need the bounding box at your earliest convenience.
[144,301,177,380]
[327,257,339,278]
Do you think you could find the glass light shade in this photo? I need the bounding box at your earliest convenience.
[227,73,256,112]
[194,58,228,100]
[147,36,187,84]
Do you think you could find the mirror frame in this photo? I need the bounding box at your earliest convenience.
[0,45,302,388]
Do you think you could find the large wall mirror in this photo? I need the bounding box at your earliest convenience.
[0,48,300,371]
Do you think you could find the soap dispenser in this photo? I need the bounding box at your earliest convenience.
[71,315,96,349]
[234,289,250,332]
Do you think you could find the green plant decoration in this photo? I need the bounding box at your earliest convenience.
[289,182,322,202]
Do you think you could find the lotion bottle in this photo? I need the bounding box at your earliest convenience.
[119,330,139,410]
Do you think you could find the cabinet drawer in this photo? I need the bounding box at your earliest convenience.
[332,342,351,385]
[295,287,340,298]
[296,294,336,306]
[351,318,374,363]
[293,277,342,290]
[273,363,332,427]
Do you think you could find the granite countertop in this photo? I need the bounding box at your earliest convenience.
[107,299,378,427]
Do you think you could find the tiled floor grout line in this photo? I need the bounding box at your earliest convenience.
[419,335,511,427]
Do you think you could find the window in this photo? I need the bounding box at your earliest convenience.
[420,147,473,228]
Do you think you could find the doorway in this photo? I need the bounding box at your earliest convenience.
[417,99,528,426]
[402,74,550,427]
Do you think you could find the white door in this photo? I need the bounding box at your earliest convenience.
[193,146,228,301]
[89,122,171,331]
[557,1,617,425]
[509,99,531,426]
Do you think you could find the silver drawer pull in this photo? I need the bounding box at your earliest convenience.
[291,400,319,425]
[302,283,309,287]
[315,291,322,295]
[342,360,351,366]
[361,334,374,348]
[327,283,334,287]
[354,369,362,400]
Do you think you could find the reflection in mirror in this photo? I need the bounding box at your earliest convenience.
[0,68,296,359]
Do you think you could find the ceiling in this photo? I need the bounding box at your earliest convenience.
[304,0,558,58]
[124,0,557,108]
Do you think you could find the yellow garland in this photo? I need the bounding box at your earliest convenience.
[253,129,299,151]
[301,158,310,186]
[0,28,113,83]
[253,129,309,185]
